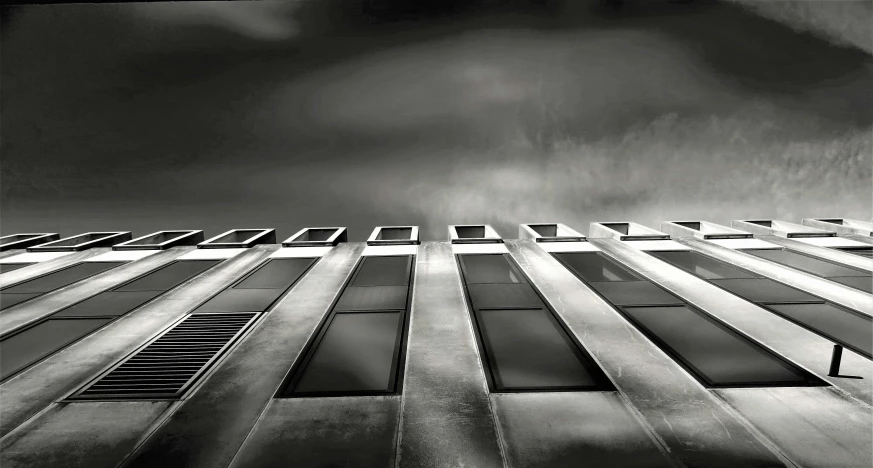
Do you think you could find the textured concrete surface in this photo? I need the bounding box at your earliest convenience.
[0,401,171,468]
[0,245,274,438]
[229,396,401,468]
[0,248,103,289]
[680,238,873,316]
[716,387,872,468]
[751,235,873,273]
[0,247,182,333]
[122,243,362,468]
[396,241,504,468]
[594,238,873,406]
[492,392,675,468]
[507,240,787,468]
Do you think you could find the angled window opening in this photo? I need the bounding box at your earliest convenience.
[449,224,503,244]
[198,229,275,249]
[280,254,415,397]
[520,223,587,243]
[456,253,613,393]
[113,230,204,251]
[367,226,420,246]
[282,227,347,247]
[0,233,59,251]
[27,232,132,252]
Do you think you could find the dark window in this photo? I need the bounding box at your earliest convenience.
[650,251,754,280]
[766,303,872,359]
[352,256,410,286]
[115,261,218,292]
[375,227,412,241]
[334,286,408,312]
[0,264,33,274]
[710,278,821,304]
[456,226,486,238]
[52,291,163,318]
[829,276,873,294]
[459,254,523,284]
[293,229,336,242]
[234,258,315,289]
[530,224,558,237]
[588,281,684,306]
[194,288,286,313]
[40,233,109,247]
[1,262,123,295]
[0,318,111,381]
[553,252,640,282]
[208,230,263,244]
[467,283,542,310]
[287,312,403,394]
[0,293,43,309]
[602,223,630,234]
[477,308,599,389]
[747,249,866,278]
[622,306,820,386]
[123,231,186,246]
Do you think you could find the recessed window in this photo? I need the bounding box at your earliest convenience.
[234,258,316,289]
[601,223,630,235]
[747,249,866,278]
[0,293,43,309]
[376,227,412,240]
[622,306,820,387]
[650,251,754,280]
[28,232,130,251]
[0,233,59,251]
[0,264,33,274]
[588,281,684,306]
[0,318,112,381]
[457,253,611,392]
[194,258,317,313]
[113,230,203,250]
[675,222,702,230]
[0,262,124,309]
[293,229,335,242]
[747,220,773,227]
[456,226,486,238]
[829,276,873,293]
[282,254,414,397]
[766,303,872,359]
[552,252,640,282]
[115,261,219,292]
[710,278,822,304]
[283,228,347,247]
[53,291,164,318]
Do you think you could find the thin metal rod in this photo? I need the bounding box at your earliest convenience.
[828,344,843,376]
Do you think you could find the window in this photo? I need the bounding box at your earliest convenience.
[765,303,872,358]
[0,264,33,274]
[710,279,822,303]
[115,261,219,292]
[281,255,413,396]
[829,277,873,294]
[457,253,611,392]
[553,252,640,282]
[0,262,124,310]
[747,249,867,278]
[623,306,819,386]
[194,258,316,313]
[456,226,486,238]
[554,251,821,387]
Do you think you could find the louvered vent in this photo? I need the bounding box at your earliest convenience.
[72,313,257,400]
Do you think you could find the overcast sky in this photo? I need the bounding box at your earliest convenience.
[1,0,871,241]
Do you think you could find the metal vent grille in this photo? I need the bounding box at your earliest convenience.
[72,313,257,400]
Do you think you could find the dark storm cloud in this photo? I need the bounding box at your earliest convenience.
[1,1,870,241]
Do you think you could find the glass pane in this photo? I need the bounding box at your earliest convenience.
[0,264,32,274]
[623,306,814,386]
[0,318,112,380]
[376,228,412,240]
[352,256,410,287]
[0,293,42,309]
[290,312,401,393]
[767,303,872,358]
[2,262,123,294]
[650,251,754,280]
[53,291,163,318]
[468,283,543,310]
[334,286,408,312]
[456,226,486,238]
[829,276,873,294]
[477,309,598,389]
[115,260,218,292]
[553,252,640,282]
[195,288,285,313]
[234,258,314,289]
[589,281,683,306]
[460,255,521,284]
[710,278,821,303]
[208,230,263,244]
[747,249,866,278]
[40,233,109,247]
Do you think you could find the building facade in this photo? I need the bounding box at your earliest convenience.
[0,219,871,468]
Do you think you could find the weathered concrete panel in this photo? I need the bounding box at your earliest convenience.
[716,387,873,468]
[612,238,873,405]
[492,392,675,468]
[0,246,274,437]
[680,238,872,316]
[0,248,183,333]
[0,248,103,289]
[229,396,400,468]
[396,242,504,468]
[0,401,170,468]
[752,235,872,273]
[122,243,362,468]
[507,240,788,468]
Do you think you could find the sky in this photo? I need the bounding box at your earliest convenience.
[1,0,871,242]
